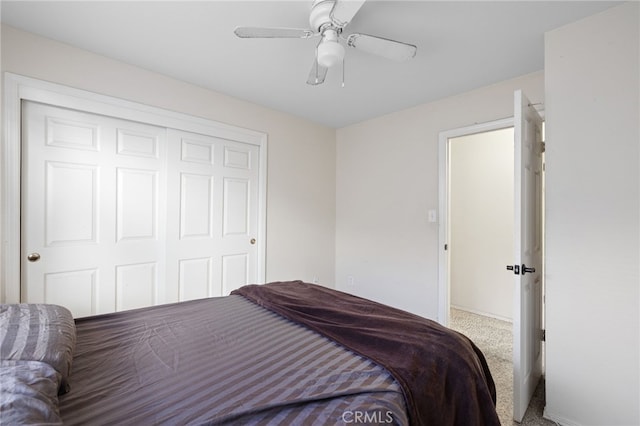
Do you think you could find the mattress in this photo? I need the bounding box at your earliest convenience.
[58,294,408,425]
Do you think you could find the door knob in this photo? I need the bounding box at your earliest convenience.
[27,253,41,262]
[250,238,256,245]
[521,264,536,275]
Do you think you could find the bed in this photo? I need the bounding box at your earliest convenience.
[1,281,500,425]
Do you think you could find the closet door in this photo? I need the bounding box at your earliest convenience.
[22,101,167,317]
[22,102,263,317]
[165,129,260,302]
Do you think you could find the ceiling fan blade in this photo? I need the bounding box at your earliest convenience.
[347,33,417,61]
[330,0,367,28]
[234,27,315,39]
[306,57,328,85]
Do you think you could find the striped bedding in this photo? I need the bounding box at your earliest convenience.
[235,282,500,425]
[0,303,76,387]
[58,295,408,425]
[1,304,76,425]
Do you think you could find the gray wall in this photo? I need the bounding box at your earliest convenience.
[335,71,544,319]
[544,3,639,424]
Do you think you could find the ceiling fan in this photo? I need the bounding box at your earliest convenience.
[234,0,417,85]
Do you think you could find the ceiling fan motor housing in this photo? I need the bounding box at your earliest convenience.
[311,0,345,68]
[309,0,337,31]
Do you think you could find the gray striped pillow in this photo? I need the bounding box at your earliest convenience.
[0,304,76,394]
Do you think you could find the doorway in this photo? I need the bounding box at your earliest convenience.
[437,117,514,326]
[448,127,515,322]
[444,124,516,424]
[437,110,546,423]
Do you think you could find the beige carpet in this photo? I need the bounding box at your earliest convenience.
[449,308,556,425]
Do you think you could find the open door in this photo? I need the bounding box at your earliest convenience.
[511,90,544,422]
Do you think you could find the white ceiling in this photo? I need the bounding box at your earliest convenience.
[1,1,620,128]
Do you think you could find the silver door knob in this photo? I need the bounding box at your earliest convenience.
[250,238,256,245]
[27,253,41,262]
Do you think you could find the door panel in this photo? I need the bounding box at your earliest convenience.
[46,116,99,151]
[178,257,213,301]
[116,168,159,241]
[115,262,157,311]
[180,173,214,239]
[513,90,544,422]
[224,145,251,169]
[44,269,97,318]
[222,253,249,296]
[223,178,250,235]
[117,128,159,158]
[181,137,215,164]
[45,162,98,245]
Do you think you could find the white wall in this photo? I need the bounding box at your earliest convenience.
[0,24,337,302]
[450,128,514,321]
[544,3,639,425]
[335,72,544,319]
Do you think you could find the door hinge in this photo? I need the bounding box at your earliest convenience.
[444,244,448,251]
[541,329,546,342]
[541,141,546,153]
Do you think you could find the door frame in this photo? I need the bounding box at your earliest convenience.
[437,117,514,326]
[2,72,268,303]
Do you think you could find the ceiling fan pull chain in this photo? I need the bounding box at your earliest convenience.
[315,45,320,84]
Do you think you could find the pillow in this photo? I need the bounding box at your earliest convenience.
[0,360,63,425]
[0,304,76,394]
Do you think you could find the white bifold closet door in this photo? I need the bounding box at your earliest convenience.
[21,101,260,318]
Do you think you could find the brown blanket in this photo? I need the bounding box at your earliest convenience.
[233,281,499,426]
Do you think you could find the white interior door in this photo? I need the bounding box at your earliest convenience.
[165,129,260,301]
[22,101,168,317]
[512,90,544,422]
[22,101,262,317]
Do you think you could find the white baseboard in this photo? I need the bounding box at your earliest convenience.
[543,408,581,426]
[450,304,513,323]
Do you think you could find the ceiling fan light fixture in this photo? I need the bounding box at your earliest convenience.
[317,40,345,68]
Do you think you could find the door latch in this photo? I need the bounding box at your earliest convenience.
[506,264,520,275]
